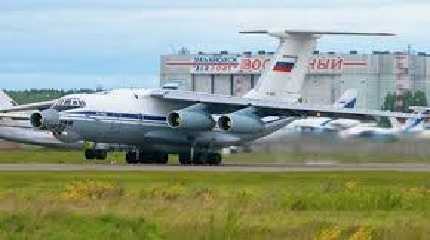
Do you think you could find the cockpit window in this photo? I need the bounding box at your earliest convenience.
[52,98,86,111]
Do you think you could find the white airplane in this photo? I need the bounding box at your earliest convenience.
[287,89,361,133]
[339,114,425,141]
[0,29,416,165]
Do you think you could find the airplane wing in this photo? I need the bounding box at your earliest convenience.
[0,100,55,113]
[0,113,30,120]
[150,90,418,120]
[0,126,82,149]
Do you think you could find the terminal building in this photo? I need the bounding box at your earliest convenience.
[160,49,430,109]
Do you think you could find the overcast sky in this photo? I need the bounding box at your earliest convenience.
[1,0,430,89]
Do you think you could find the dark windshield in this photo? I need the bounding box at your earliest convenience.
[52,98,86,111]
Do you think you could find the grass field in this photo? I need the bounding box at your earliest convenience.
[0,171,429,239]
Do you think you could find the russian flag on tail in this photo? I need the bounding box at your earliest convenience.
[273,56,297,73]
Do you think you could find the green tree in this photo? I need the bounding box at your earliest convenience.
[413,90,427,107]
[379,92,396,127]
[381,92,396,112]
[402,91,414,112]
[379,91,428,127]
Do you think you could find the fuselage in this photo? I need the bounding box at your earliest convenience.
[56,89,288,153]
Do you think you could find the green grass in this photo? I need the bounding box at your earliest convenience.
[0,171,429,239]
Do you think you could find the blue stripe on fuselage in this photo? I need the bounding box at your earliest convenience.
[66,111,167,122]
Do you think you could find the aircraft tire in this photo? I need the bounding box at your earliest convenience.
[192,153,203,165]
[126,152,138,164]
[85,149,95,160]
[95,150,107,160]
[179,153,191,165]
[156,153,169,164]
[208,153,222,166]
[139,152,157,164]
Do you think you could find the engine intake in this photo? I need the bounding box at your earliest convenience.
[167,104,215,131]
[30,112,43,128]
[30,109,61,130]
[218,108,264,133]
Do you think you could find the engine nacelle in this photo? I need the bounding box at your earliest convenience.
[167,104,215,131]
[218,108,264,133]
[30,109,61,130]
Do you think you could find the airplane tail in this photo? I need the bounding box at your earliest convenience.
[333,89,358,109]
[401,115,425,132]
[242,30,394,103]
[0,90,17,108]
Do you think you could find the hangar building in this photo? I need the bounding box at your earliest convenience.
[160,50,430,109]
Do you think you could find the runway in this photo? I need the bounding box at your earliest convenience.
[0,162,429,172]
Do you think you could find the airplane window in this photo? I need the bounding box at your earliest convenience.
[52,98,86,111]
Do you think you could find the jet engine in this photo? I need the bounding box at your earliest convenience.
[218,107,264,133]
[167,103,215,131]
[30,109,61,130]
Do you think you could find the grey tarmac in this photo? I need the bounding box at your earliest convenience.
[0,162,429,172]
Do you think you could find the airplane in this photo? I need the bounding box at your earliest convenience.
[0,29,418,165]
[339,114,425,141]
[287,89,361,133]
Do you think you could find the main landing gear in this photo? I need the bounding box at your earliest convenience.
[84,149,222,166]
[85,149,108,160]
[125,151,169,164]
[178,151,222,166]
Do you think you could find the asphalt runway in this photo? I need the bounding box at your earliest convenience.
[0,162,430,172]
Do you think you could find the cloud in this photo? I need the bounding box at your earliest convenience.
[0,2,430,88]
[1,0,429,10]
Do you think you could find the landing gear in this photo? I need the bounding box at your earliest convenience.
[125,152,138,164]
[179,152,192,165]
[85,149,107,160]
[85,149,95,160]
[207,153,222,166]
[178,150,222,166]
[139,152,169,164]
[125,151,169,165]
[155,153,169,164]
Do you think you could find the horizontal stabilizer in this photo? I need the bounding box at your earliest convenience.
[240,29,395,37]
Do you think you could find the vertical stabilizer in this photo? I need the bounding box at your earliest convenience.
[242,30,394,103]
[243,31,319,102]
[0,91,16,108]
[401,115,424,132]
[333,89,358,109]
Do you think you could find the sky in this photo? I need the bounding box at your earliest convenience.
[1,0,430,89]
